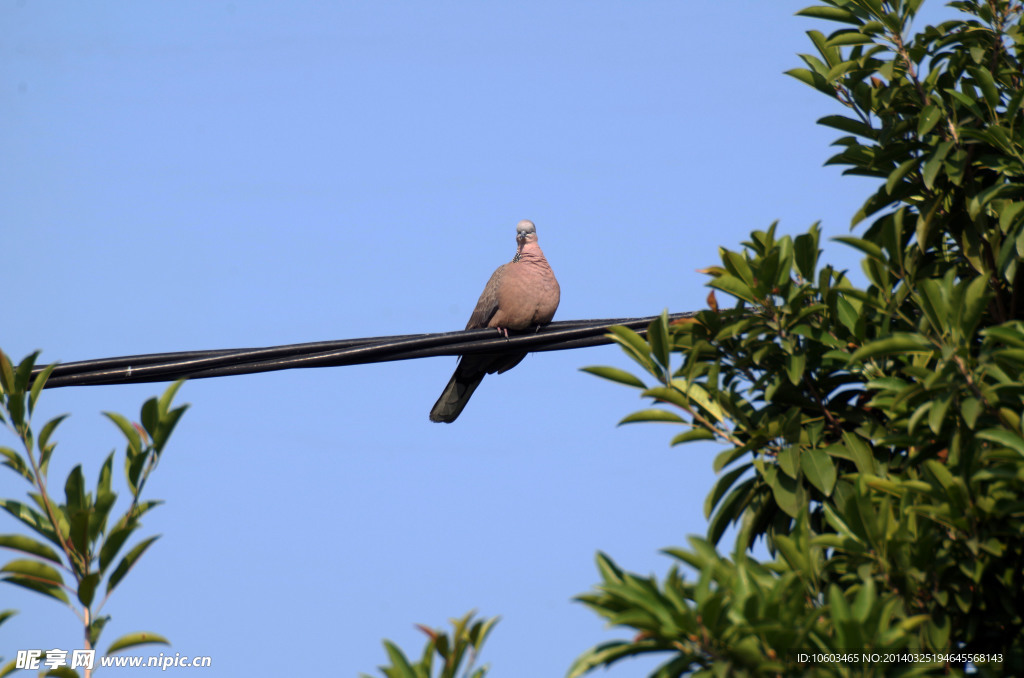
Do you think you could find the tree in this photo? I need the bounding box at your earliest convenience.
[359,611,499,678]
[0,351,186,677]
[570,0,1024,675]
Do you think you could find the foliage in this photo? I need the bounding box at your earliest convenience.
[0,350,187,677]
[360,611,499,678]
[576,0,1024,675]
[0,609,16,675]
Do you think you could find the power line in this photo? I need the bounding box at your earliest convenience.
[32,313,696,389]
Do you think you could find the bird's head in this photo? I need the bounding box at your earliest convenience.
[516,219,537,246]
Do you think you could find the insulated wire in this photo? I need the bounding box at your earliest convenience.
[31,313,697,389]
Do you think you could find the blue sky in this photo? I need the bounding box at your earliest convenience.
[2,2,955,675]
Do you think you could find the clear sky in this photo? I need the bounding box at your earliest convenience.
[2,2,956,676]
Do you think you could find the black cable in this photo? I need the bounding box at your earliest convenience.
[31,313,697,389]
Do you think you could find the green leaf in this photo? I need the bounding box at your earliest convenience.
[821,501,865,545]
[863,474,904,498]
[64,466,87,513]
[805,29,838,67]
[835,294,860,335]
[567,640,667,678]
[778,446,800,479]
[851,333,932,361]
[786,350,806,386]
[78,571,101,607]
[764,465,801,518]
[793,226,820,280]
[0,534,62,564]
[969,66,999,110]
[0,500,59,545]
[704,464,752,519]
[801,448,837,496]
[125,451,148,496]
[709,273,759,304]
[13,354,37,395]
[829,583,851,624]
[89,614,111,647]
[984,324,1024,348]
[670,428,716,445]
[924,460,966,515]
[928,391,952,435]
[825,30,875,47]
[103,411,142,456]
[961,275,990,336]
[381,640,417,678]
[107,632,170,654]
[594,551,624,583]
[1005,82,1024,119]
[713,441,757,472]
[141,397,159,441]
[0,559,69,604]
[67,508,90,560]
[707,477,757,546]
[0,352,16,395]
[0,609,17,627]
[960,397,982,429]
[722,249,755,286]
[157,379,187,416]
[97,451,115,498]
[818,114,873,137]
[0,656,18,677]
[619,409,685,425]
[0,447,33,483]
[917,104,943,136]
[795,6,862,25]
[999,201,1024,234]
[654,381,726,423]
[944,87,985,119]
[774,533,809,573]
[150,380,189,453]
[37,414,69,465]
[1,558,64,584]
[106,535,159,595]
[834,434,875,474]
[647,311,671,373]
[28,363,57,416]
[851,576,875,622]
[976,428,1024,457]
[606,326,657,376]
[834,236,883,261]
[470,614,500,649]
[580,366,647,389]
[922,140,953,189]
[885,158,918,194]
[786,67,835,96]
[98,523,136,575]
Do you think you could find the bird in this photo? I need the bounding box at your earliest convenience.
[429,219,560,423]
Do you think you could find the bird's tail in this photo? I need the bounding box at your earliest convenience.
[429,371,484,423]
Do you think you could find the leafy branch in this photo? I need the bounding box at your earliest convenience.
[0,349,187,677]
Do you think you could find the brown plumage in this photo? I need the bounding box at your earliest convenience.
[429,219,560,423]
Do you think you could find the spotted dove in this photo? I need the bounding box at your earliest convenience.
[429,219,560,423]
